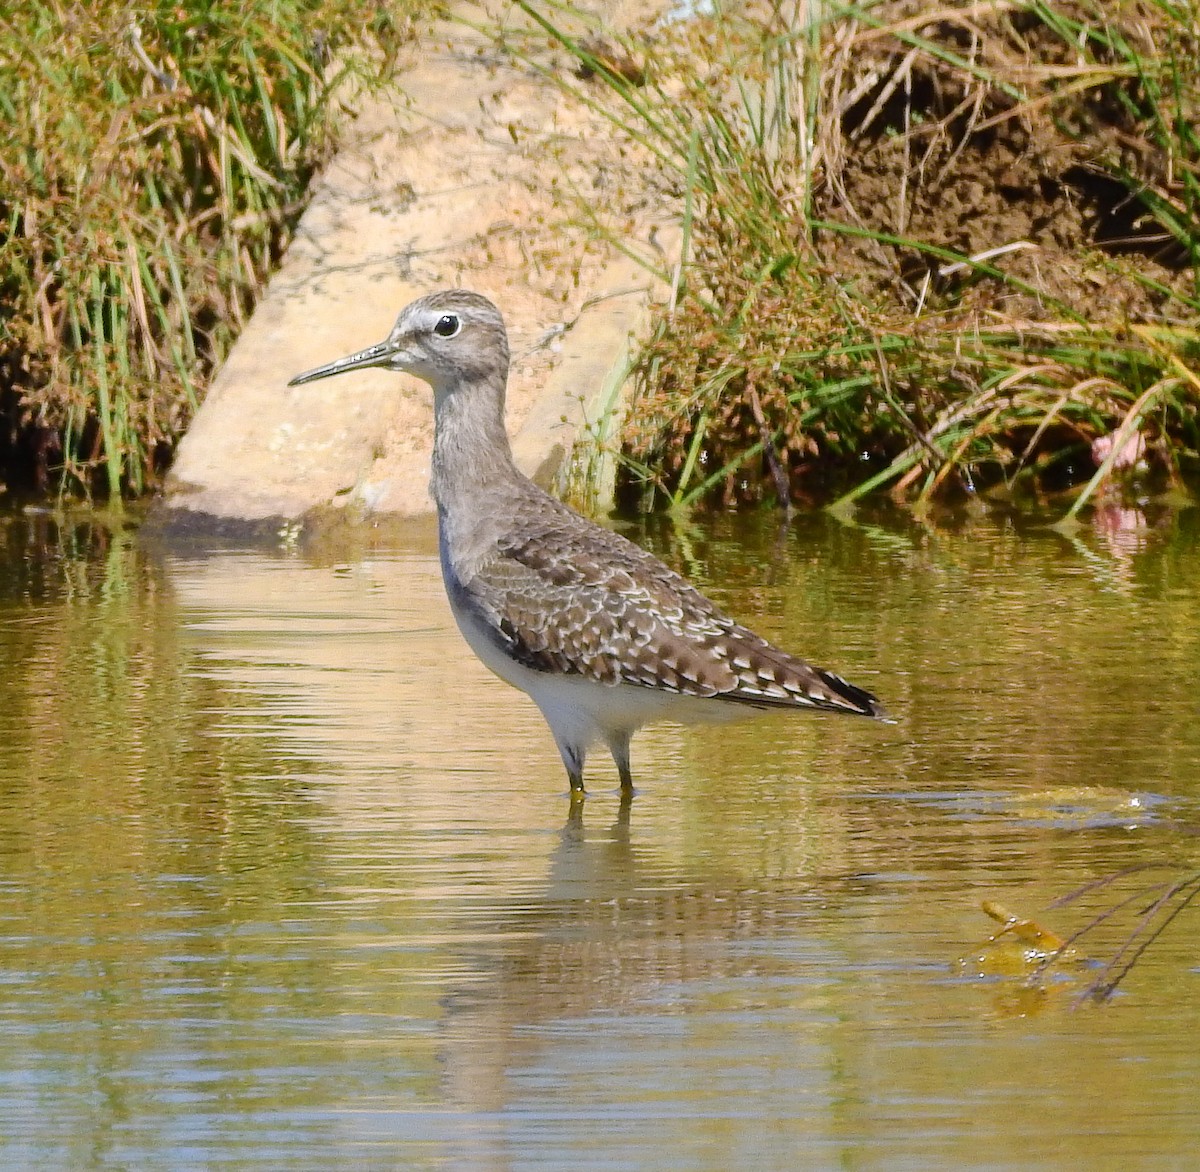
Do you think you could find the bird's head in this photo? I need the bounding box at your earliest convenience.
[288,289,510,396]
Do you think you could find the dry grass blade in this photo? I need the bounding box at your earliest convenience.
[1032,864,1200,1003]
[0,1,421,497]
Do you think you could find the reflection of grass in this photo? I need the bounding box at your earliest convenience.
[0,1,417,498]
[514,0,1200,511]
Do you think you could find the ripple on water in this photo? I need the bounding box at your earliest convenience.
[0,511,1199,1166]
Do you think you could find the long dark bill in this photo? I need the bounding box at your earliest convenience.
[288,340,393,386]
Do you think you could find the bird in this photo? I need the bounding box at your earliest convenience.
[289,289,885,795]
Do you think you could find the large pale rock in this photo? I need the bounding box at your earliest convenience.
[157,6,659,539]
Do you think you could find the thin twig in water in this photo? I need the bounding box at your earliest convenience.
[1079,874,1200,1003]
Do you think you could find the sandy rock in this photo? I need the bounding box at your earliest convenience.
[156,4,661,540]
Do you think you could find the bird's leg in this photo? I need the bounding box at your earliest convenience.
[607,731,635,794]
[556,739,587,795]
[564,790,586,838]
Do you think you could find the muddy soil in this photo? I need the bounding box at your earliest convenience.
[820,2,1193,323]
[606,0,1197,507]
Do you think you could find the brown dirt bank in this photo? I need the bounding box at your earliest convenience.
[579,0,1200,510]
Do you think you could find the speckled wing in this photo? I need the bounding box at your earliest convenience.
[459,507,882,717]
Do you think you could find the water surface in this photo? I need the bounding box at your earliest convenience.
[1,503,1197,1169]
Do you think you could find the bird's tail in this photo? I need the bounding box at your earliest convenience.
[816,668,889,720]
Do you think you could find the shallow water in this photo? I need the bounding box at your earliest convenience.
[1,502,1198,1169]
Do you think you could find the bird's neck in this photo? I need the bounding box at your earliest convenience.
[430,373,521,516]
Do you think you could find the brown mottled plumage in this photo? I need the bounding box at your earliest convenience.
[290,290,885,795]
[479,497,872,709]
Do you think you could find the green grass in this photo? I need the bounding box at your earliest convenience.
[0,0,418,498]
[507,0,1200,515]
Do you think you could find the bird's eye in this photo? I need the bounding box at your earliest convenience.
[433,314,461,338]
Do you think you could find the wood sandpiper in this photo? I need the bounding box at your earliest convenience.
[289,290,885,795]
